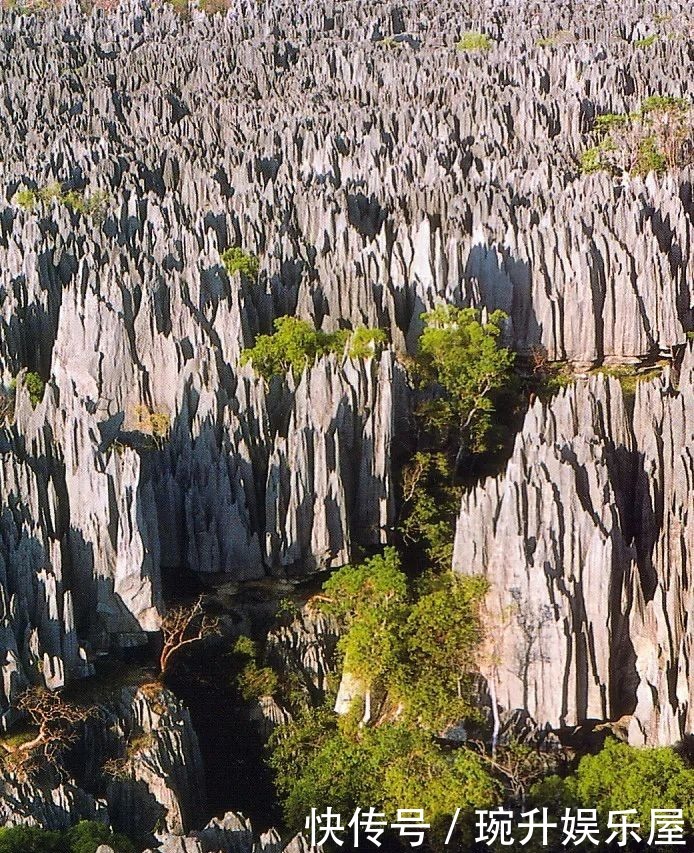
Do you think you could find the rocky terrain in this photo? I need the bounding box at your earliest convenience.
[0,0,692,848]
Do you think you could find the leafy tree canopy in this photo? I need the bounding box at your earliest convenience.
[241,317,387,380]
[415,306,514,455]
[0,821,135,853]
[270,710,499,836]
[531,738,694,829]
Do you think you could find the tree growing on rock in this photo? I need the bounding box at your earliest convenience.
[159,596,220,675]
[1,688,92,769]
[415,305,515,459]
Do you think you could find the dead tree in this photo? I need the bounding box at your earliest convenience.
[159,596,219,674]
[2,688,92,767]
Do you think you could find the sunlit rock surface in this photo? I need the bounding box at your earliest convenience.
[454,346,694,746]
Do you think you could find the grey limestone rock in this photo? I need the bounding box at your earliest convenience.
[453,345,694,746]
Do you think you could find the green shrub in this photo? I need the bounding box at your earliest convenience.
[66,821,136,853]
[62,190,110,223]
[456,32,493,51]
[640,95,689,114]
[347,327,387,359]
[11,184,108,222]
[531,739,694,831]
[592,363,663,400]
[37,182,63,204]
[232,635,278,700]
[238,664,278,700]
[633,135,667,175]
[399,451,461,569]
[319,549,487,732]
[12,187,38,210]
[0,826,63,853]
[580,96,692,176]
[415,305,515,454]
[270,710,498,835]
[634,34,658,48]
[11,372,45,408]
[221,247,260,281]
[241,317,350,379]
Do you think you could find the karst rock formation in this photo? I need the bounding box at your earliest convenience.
[0,0,692,842]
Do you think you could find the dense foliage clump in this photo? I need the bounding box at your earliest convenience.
[531,739,694,841]
[9,371,45,408]
[0,821,135,853]
[580,96,693,176]
[241,317,387,379]
[221,247,260,281]
[415,306,515,457]
[269,548,495,838]
[456,32,493,51]
[12,183,109,223]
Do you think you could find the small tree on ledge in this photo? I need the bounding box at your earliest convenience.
[1,688,93,771]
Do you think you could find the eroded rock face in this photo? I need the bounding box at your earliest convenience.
[145,811,315,853]
[454,346,694,746]
[0,685,203,839]
[0,0,691,834]
[0,0,691,694]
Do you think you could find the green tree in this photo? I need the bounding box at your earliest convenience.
[240,317,348,380]
[67,821,136,853]
[416,306,514,457]
[232,635,278,700]
[347,327,387,359]
[321,549,408,697]
[10,372,45,408]
[0,826,63,853]
[399,451,461,569]
[531,739,694,832]
[398,574,488,730]
[222,247,260,281]
[270,714,499,838]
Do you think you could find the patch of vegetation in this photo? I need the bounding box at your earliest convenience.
[347,326,388,359]
[318,549,488,731]
[414,306,515,457]
[233,635,279,701]
[591,363,664,400]
[199,0,228,13]
[536,30,575,48]
[0,726,39,757]
[66,822,136,853]
[241,317,387,380]
[0,821,136,853]
[580,96,693,176]
[132,403,171,444]
[165,0,190,15]
[12,186,39,210]
[456,31,493,51]
[9,371,45,408]
[634,34,659,48]
[11,183,109,223]
[61,189,110,224]
[531,739,694,838]
[270,550,496,840]
[221,246,260,281]
[3,0,54,15]
[271,711,499,842]
[399,451,460,570]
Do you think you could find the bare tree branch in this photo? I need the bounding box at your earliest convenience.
[160,596,220,674]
